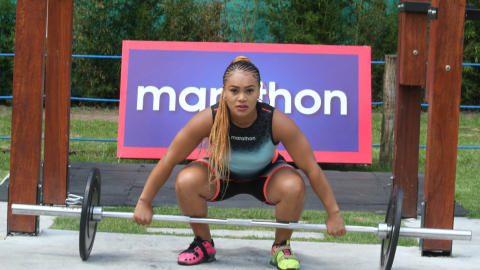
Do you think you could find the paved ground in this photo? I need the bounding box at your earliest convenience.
[0,161,468,216]
[0,210,478,270]
[0,162,477,269]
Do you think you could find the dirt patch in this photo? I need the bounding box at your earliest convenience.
[0,105,119,122]
[70,107,119,122]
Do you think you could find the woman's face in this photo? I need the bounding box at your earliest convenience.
[223,71,260,122]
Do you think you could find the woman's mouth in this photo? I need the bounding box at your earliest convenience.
[236,105,248,111]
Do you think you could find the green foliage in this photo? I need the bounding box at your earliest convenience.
[2,0,480,104]
[71,0,165,103]
[0,0,15,103]
[264,0,348,45]
[339,0,399,102]
[264,0,398,102]
[71,0,228,105]
[461,21,480,105]
[223,0,270,43]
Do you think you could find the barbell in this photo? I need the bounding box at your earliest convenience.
[11,168,472,270]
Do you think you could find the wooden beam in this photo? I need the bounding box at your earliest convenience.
[380,55,397,166]
[423,0,466,253]
[393,84,422,218]
[8,0,47,233]
[43,0,74,204]
[397,2,429,86]
[393,0,429,218]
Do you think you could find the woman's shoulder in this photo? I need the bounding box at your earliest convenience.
[257,102,276,115]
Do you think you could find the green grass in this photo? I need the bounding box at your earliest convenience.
[51,206,419,246]
[0,107,156,180]
[1,106,480,220]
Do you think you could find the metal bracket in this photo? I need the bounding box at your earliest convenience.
[427,7,438,19]
[398,2,430,13]
[398,1,480,21]
[466,4,480,21]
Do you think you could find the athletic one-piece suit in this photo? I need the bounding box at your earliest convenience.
[196,102,293,205]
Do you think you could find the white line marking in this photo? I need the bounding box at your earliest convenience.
[0,173,9,186]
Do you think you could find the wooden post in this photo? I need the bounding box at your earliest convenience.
[43,0,74,205]
[379,55,397,166]
[8,0,47,233]
[393,0,429,218]
[423,0,466,254]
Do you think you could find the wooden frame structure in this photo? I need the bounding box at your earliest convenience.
[6,0,472,257]
[394,0,468,255]
[8,0,73,232]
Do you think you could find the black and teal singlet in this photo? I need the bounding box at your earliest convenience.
[211,102,279,181]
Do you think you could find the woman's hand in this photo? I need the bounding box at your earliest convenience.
[325,211,346,237]
[132,199,154,226]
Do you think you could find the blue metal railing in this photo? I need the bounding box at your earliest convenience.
[1,53,480,146]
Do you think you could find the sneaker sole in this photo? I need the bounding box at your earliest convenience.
[270,260,299,270]
[178,253,216,266]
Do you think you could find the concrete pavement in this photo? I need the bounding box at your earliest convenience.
[0,215,478,270]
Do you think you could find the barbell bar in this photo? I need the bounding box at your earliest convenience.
[11,203,472,241]
[9,168,473,270]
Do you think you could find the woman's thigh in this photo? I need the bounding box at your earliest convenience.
[175,161,217,200]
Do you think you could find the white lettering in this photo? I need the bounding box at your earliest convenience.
[295,89,321,115]
[210,87,223,106]
[269,81,292,114]
[324,90,348,115]
[179,87,206,112]
[137,86,176,111]
[231,136,256,141]
[260,81,268,102]
[136,83,348,116]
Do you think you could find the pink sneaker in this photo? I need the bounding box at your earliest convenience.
[177,236,216,265]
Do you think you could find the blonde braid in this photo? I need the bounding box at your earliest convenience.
[206,90,231,186]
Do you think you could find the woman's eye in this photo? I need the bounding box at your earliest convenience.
[231,89,238,93]
[247,89,254,93]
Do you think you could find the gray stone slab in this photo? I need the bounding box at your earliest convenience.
[337,203,389,214]
[138,163,157,172]
[328,178,380,189]
[99,195,129,207]
[79,161,142,171]
[331,187,390,204]
[69,168,93,182]
[0,178,8,202]
[69,161,84,169]
[2,217,479,270]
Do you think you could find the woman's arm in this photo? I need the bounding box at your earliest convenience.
[133,108,213,225]
[272,110,346,236]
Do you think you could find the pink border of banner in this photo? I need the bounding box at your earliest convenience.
[118,41,371,164]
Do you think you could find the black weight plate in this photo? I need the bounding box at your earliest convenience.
[380,185,403,270]
[80,168,101,260]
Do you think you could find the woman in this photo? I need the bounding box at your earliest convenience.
[133,56,346,270]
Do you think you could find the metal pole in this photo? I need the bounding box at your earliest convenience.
[11,204,472,241]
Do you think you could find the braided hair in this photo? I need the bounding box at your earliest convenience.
[223,56,261,86]
[201,56,269,188]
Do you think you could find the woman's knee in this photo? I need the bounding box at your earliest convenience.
[281,175,306,200]
[268,168,306,202]
[175,170,195,194]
